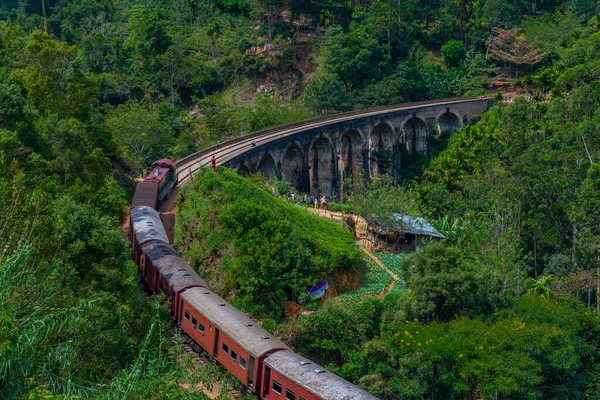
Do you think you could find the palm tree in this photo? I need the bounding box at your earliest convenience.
[524,275,553,301]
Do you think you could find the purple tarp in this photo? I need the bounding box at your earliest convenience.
[306,279,328,300]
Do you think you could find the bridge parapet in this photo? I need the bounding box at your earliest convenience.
[176,97,493,196]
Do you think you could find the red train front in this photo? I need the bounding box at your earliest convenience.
[144,159,178,207]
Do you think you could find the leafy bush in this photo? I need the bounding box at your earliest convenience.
[441,39,466,67]
[294,297,384,365]
[327,201,356,213]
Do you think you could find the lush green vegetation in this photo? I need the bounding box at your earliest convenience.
[337,260,392,303]
[289,16,600,400]
[375,252,406,277]
[175,167,363,319]
[3,0,600,398]
[290,245,600,399]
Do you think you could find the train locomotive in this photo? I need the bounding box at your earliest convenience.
[129,159,377,400]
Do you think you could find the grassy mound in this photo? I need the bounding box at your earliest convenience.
[176,168,363,320]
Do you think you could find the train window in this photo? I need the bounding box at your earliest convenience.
[191,317,197,329]
[230,349,237,362]
[184,310,190,320]
[272,381,282,394]
[222,342,229,354]
[239,356,247,369]
[285,389,296,400]
[199,323,205,333]
[300,398,306,400]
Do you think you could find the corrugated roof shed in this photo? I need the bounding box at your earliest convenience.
[181,288,289,358]
[264,350,378,399]
[369,214,444,239]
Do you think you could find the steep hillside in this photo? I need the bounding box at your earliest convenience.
[175,167,364,320]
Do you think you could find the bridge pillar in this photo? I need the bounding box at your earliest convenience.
[426,118,436,157]
[362,143,370,182]
[332,144,340,200]
[394,126,402,181]
[302,160,310,193]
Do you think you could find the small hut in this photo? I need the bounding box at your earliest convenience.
[367,213,444,252]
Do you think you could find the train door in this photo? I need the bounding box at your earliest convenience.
[263,366,270,397]
[248,356,256,389]
[213,327,220,359]
[140,255,146,274]
[153,271,159,293]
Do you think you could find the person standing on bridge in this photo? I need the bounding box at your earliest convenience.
[211,154,216,171]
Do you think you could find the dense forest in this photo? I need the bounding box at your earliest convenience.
[2,0,600,398]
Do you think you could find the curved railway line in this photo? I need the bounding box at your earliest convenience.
[174,96,488,187]
[142,97,490,399]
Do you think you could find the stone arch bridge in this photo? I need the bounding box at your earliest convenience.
[177,97,493,198]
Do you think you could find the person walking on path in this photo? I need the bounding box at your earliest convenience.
[211,154,216,171]
[309,194,314,208]
[302,194,307,206]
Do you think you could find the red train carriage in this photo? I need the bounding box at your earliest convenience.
[145,159,177,206]
[129,206,169,266]
[262,351,378,400]
[130,158,380,400]
[130,181,159,209]
[140,241,207,318]
[180,288,289,393]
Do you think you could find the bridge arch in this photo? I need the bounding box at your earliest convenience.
[370,122,395,176]
[280,142,306,191]
[257,153,277,180]
[237,164,250,176]
[402,116,428,154]
[309,135,334,197]
[339,129,365,185]
[435,109,462,134]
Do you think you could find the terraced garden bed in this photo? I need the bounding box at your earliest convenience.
[338,261,392,303]
[374,252,408,277]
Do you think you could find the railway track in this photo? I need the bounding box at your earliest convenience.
[150,98,491,399]
[175,97,488,186]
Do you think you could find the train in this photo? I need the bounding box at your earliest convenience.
[129,159,377,400]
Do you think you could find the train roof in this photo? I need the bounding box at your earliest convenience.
[264,350,378,400]
[141,242,207,291]
[181,287,289,358]
[130,206,169,246]
[145,166,170,185]
[131,182,158,209]
[152,159,177,170]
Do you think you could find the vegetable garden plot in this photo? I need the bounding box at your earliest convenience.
[374,252,408,277]
[338,261,392,303]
